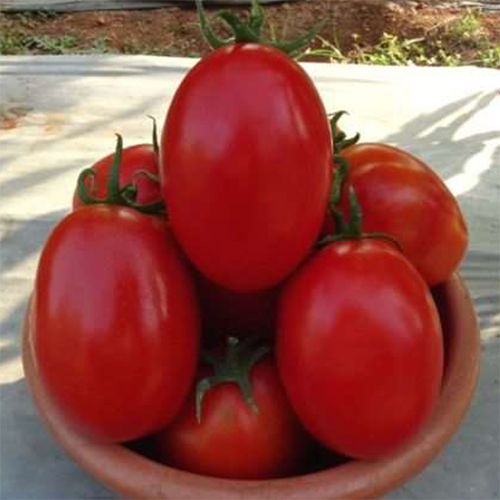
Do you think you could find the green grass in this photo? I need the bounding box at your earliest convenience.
[0,33,79,55]
[0,10,77,55]
[0,8,497,67]
[24,34,78,54]
[0,32,26,55]
[0,10,79,55]
[446,9,485,48]
[302,10,499,68]
[478,46,500,67]
[8,9,59,25]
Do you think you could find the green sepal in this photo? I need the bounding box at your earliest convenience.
[195,0,322,57]
[75,133,166,215]
[329,110,361,152]
[249,0,265,36]
[271,19,326,58]
[147,115,160,157]
[195,0,233,49]
[195,337,270,423]
[216,10,260,44]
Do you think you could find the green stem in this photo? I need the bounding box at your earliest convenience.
[75,134,166,215]
[106,133,123,203]
[347,187,362,237]
[195,336,270,423]
[123,199,166,215]
[132,170,161,184]
[77,168,99,205]
[216,11,260,44]
[338,132,361,151]
[195,376,219,423]
[330,156,348,209]
[271,19,326,57]
[120,183,138,202]
[329,110,360,152]
[196,0,322,56]
[196,0,233,49]
[147,115,159,157]
[318,150,402,250]
[249,0,265,36]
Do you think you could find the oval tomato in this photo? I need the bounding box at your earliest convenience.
[73,143,162,210]
[277,239,443,460]
[32,205,200,442]
[337,143,468,286]
[155,340,309,479]
[161,43,332,291]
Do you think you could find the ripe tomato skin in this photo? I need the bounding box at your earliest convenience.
[32,205,200,443]
[162,43,332,291]
[339,143,468,286]
[277,239,444,460]
[72,144,161,209]
[155,356,309,479]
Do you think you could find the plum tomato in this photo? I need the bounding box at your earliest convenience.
[155,338,310,479]
[31,205,200,442]
[161,43,332,291]
[277,238,444,460]
[73,141,162,210]
[338,143,468,285]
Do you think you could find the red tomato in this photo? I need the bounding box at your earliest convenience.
[32,205,200,442]
[73,144,161,209]
[196,272,278,346]
[161,43,332,291]
[337,143,468,286]
[155,345,309,479]
[277,239,443,460]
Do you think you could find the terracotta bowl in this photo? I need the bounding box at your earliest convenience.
[22,274,480,499]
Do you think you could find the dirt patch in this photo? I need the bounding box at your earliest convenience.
[0,0,499,65]
[0,105,32,130]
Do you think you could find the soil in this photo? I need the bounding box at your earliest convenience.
[0,0,499,63]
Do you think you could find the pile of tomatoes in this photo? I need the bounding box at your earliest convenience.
[30,26,468,481]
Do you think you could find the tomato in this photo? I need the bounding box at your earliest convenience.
[196,271,278,346]
[73,143,162,210]
[161,43,332,291]
[336,143,468,286]
[32,205,200,442]
[155,339,309,479]
[277,239,443,460]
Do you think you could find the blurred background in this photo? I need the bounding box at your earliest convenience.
[0,0,499,67]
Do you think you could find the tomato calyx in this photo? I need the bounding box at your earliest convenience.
[329,111,360,153]
[195,0,323,56]
[318,110,400,249]
[77,134,166,215]
[147,114,160,158]
[196,336,270,423]
[318,156,402,250]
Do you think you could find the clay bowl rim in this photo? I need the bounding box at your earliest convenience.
[22,274,480,500]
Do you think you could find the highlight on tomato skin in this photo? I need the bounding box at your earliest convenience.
[31,205,200,443]
[277,238,444,460]
[334,143,468,286]
[161,42,333,292]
